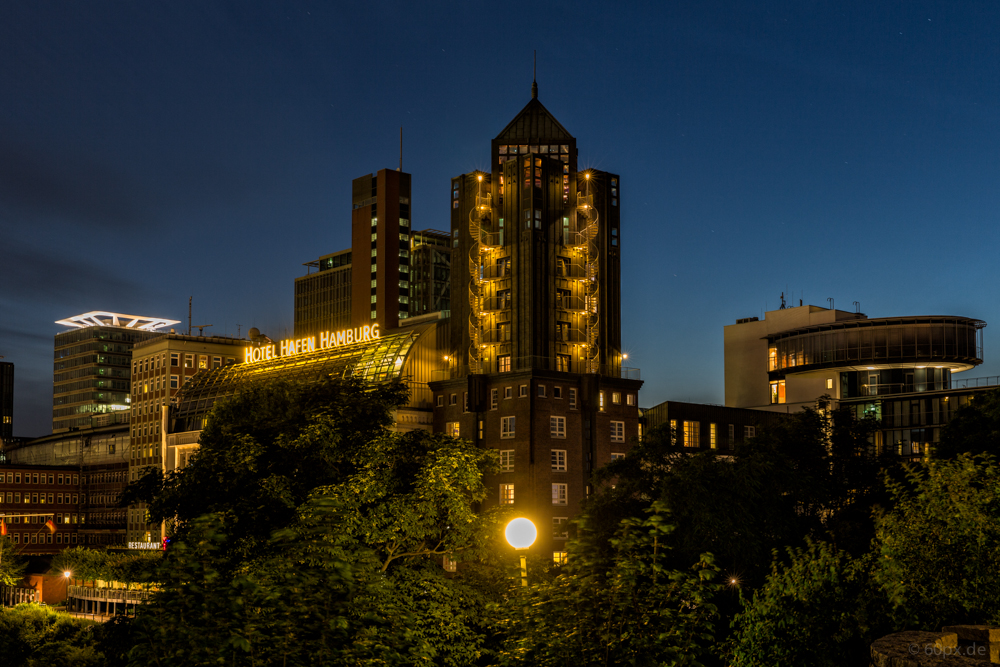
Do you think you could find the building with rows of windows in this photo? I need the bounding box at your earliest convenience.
[0,464,82,554]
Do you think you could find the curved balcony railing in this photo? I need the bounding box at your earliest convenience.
[67,585,152,603]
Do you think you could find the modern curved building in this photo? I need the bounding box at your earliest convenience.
[725,302,991,456]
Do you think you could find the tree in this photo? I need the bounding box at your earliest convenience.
[0,535,27,587]
[727,541,889,667]
[934,388,1000,459]
[124,376,509,666]
[874,454,1000,629]
[499,501,721,667]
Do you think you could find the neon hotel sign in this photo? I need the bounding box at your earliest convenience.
[244,324,381,364]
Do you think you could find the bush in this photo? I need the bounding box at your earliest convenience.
[0,603,102,667]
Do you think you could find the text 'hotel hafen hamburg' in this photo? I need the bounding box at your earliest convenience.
[164,83,642,561]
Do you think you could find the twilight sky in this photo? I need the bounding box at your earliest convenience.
[2,1,999,436]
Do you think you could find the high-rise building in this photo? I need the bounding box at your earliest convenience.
[128,331,246,544]
[429,84,642,560]
[409,229,451,317]
[351,169,412,331]
[53,313,179,432]
[0,361,13,443]
[294,250,353,337]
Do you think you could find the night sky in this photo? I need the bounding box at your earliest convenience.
[3,2,999,437]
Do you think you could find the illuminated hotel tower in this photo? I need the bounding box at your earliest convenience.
[430,83,641,558]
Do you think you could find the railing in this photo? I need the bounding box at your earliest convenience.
[429,355,640,381]
[68,585,152,603]
[860,376,1000,396]
[480,297,511,313]
[1,586,39,606]
[480,264,512,280]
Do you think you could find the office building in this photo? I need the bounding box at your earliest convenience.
[294,250,353,337]
[127,331,246,544]
[641,401,787,450]
[53,312,180,432]
[429,82,642,560]
[6,425,130,548]
[725,301,992,456]
[0,361,13,443]
[409,230,451,317]
[0,464,81,554]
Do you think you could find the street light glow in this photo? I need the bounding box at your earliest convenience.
[64,571,72,579]
[505,518,537,550]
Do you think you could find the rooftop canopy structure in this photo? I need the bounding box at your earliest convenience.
[55,312,181,331]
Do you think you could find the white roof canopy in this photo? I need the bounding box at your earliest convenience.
[55,311,181,332]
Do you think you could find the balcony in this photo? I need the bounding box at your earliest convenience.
[480,297,511,313]
[860,375,1000,397]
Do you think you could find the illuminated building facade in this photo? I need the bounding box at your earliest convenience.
[0,464,81,554]
[0,361,13,443]
[430,84,642,560]
[351,169,411,330]
[53,312,180,432]
[127,332,246,544]
[725,302,992,456]
[294,249,352,337]
[2,425,128,548]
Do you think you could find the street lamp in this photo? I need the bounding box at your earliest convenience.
[505,518,536,587]
[63,571,71,579]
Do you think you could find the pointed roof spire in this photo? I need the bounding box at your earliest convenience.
[531,50,537,99]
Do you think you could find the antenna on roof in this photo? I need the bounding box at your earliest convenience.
[398,126,402,172]
[827,297,834,310]
[531,50,538,99]
[779,292,786,309]
[188,296,192,335]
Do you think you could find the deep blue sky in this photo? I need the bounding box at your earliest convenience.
[2,1,999,436]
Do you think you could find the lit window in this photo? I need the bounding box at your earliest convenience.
[710,423,717,449]
[501,416,515,439]
[612,392,621,404]
[371,310,376,319]
[551,448,567,471]
[184,354,193,369]
[552,517,568,539]
[770,380,786,404]
[399,280,408,289]
[550,417,566,439]
[599,391,605,411]
[827,378,834,390]
[500,484,515,505]
[371,233,377,242]
[683,421,700,447]
[498,355,511,372]
[371,295,377,303]
[446,421,460,437]
[626,394,635,406]
[371,279,377,288]
[553,551,568,565]
[552,483,567,505]
[499,449,514,472]
[611,421,625,442]
[371,249,378,257]
[443,555,457,572]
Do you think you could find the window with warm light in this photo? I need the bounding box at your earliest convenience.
[683,421,700,448]
[500,484,514,505]
[770,380,786,404]
[446,422,460,437]
[710,423,717,449]
[612,392,621,404]
[553,551,568,565]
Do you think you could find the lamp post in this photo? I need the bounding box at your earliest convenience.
[504,517,536,587]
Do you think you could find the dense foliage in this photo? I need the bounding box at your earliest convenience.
[0,535,27,586]
[935,388,1000,459]
[51,547,160,587]
[0,604,102,667]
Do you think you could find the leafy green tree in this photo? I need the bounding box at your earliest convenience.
[123,377,409,567]
[0,604,102,667]
[52,547,160,587]
[727,541,889,667]
[499,501,721,667]
[874,454,1000,629]
[0,535,27,586]
[934,388,1000,459]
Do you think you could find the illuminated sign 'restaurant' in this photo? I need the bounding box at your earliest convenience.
[244,324,381,364]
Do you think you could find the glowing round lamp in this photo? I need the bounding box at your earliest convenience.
[505,518,537,550]
[64,571,72,579]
